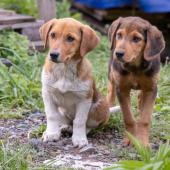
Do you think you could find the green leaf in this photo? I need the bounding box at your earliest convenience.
[126,132,152,163]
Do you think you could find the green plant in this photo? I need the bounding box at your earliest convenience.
[106,132,170,170]
[0,141,28,170]
[0,30,44,114]
[155,65,170,114]
[56,0,71,18]
[28,124,46,138]
[0,0,38,17]
[56,0,82,20]
[0,141,56,170]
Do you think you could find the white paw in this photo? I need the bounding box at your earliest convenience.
[60,125,72,133]
[42,131,61,142]
[72,135,88,148]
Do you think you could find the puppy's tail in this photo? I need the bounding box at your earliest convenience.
[109,106,121,113]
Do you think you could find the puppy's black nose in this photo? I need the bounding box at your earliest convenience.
[115,52,124,59]
[50,52,59,62]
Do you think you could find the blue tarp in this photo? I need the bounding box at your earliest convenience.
[74,0,170,13]
[75,0,132,9]
[139,0,170,13]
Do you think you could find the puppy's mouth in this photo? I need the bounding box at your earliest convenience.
[114,55,125,63]
[115,55,137,65]
[117,57,125,63]
[50,58,62,63]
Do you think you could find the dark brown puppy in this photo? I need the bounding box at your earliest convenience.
[107,17,165,146]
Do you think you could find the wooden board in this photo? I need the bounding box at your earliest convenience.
[0,20,44,41]
[37,0,56,21]
[29,41,44,52]
[0,14,35,25]
[0,9,44,51]
[21,21,44,41]
[0,20,44,30]
[0,9,16,15]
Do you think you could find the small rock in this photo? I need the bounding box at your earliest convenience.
[79,144,97,154]
[0,58,12,67]
[152,143,160,150]
[29,138,42,151]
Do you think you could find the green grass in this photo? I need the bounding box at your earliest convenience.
[0,28,170,168]
[106,133,170,170]
[0,140,58,170]
[0,0,38,17]
[0,30,44,116]
[0,141,29,170]
[0,4,170,168]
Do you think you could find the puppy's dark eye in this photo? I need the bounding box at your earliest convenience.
[133,36,141,43]
[117,33,122,39]
[51,32,56,39]
[67,36,75,42]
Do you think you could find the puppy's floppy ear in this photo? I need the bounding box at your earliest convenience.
[39,19,57,48]
[108,17,122,50]
[80,25,100,57]
[144,25,165,61]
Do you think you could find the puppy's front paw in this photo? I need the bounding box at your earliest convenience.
[72,135,88,148]
[42,131,61,142]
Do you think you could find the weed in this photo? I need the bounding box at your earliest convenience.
[0,141,28,170]
[0,140,58,170]
[0,0,38,17]
[28,124,46,138]
[56,0,82,20]
[57,0,71,18]
[106,133,170,170]
[0,30,44,115]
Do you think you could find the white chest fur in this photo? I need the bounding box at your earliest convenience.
[41,61,91,107]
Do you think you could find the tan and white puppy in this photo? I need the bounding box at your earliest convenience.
[40,18,115,148]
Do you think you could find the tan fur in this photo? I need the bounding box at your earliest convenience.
[107,17,165,146]
[44,57,55,73]
[40,18,109,148]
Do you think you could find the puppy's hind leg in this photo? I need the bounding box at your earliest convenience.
[87,96,110,132]
[107,79,116,107]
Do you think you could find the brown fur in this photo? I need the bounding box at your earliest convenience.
[107,17,165,146]
[40,18,109,132]
[39,18,100,78]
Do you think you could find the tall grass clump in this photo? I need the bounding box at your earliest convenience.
[0,141,29,170]
[106,132,170,170]
[0,0,38,17]
[0,30,44,114]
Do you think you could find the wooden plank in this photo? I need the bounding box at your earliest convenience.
[0,9,16,15]
[72,3,104,21]
[12,20,44,29]
[0,25,11,30]
[37,0,56,21]
[0,14,35,25]
[22,25,42,41]
[0,20,44,30]
[29,41,45,52]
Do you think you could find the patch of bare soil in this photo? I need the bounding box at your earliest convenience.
[0,111,123,169]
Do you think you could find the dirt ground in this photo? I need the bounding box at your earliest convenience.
[0,111,125,169]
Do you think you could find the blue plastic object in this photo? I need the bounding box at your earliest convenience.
[74,0,170,13]
[74,0,132,9]
[139,0,170,13]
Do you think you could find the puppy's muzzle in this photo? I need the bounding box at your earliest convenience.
[115,51,125,62]
[50,52,60,63]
